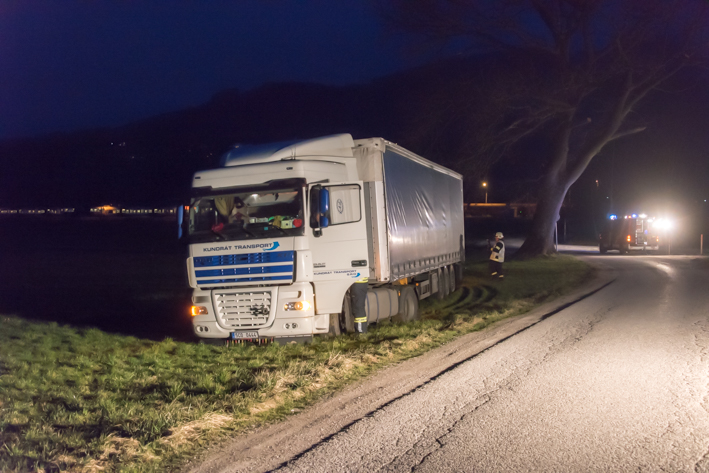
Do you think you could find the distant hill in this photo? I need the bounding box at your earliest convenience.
[0,57,707,210]
[0,58,479,208]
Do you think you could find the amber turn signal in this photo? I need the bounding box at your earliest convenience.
[191,306,208,316]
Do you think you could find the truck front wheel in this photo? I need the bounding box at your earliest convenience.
[327,313,342,336]
[341,293,355,333]
[327,294,355,336]
[393,286,419,323]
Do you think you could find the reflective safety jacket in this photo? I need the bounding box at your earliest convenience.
[490,240,505,263]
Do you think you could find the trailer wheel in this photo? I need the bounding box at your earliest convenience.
[448,265,456,294]
[599,245,607,254]
[454,263,463,287]
[440,268,450,298]
[435,269,446,300]
[393,286,419,322]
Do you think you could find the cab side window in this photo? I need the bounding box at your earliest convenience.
[327,184,361,225]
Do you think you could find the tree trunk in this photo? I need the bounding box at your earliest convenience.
[515,176,569,259]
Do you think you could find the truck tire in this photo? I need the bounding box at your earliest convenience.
[393,286,419,322]
[435,269,446,300]
[338,294,355,334]
[454,263,463,287]
[440,267,450,298]
[448,265,456,294]
[327,313,342,337]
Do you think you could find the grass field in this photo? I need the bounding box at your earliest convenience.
[0,255,592,472]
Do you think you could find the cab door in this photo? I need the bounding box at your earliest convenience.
[308,182,370,314]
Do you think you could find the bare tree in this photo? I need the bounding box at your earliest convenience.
[379,0,709,257]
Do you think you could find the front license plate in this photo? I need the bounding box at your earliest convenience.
[231,331,259,340]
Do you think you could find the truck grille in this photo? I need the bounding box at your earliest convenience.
[213,290,273,329]
[193,251,294,287]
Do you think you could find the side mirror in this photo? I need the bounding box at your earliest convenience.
[310,185,331,236]
[309,186,322,237]
[319,188,330,228]
[177,205,189,241]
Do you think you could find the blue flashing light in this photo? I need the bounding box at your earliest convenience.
[631,213,638,218]
[609,214,618,220]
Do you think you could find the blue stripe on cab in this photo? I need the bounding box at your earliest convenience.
[194,251,294,268]
[195,264,293,277]
[198,275,293,284]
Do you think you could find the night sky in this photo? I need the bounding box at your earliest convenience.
[0,0,420,140]
[1,1,707,227]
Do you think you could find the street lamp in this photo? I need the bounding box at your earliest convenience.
[482,182,488,204]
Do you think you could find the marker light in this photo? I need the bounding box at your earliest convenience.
[191,306,208,316]
[639,214,647,219]
[284,300,311,311]
[627,235,632,242]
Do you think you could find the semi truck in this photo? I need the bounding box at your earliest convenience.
[181,134,465,343]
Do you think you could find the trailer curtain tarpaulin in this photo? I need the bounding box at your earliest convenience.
[382,149,464,280]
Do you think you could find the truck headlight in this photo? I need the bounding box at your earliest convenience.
[284,301,311,311]
[191,306,208,316]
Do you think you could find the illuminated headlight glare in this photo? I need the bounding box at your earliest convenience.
[654,219,674,230]
[191,306,208,316]
[283,300,312,311]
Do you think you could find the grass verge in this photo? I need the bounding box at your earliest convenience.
[0,255,592,472]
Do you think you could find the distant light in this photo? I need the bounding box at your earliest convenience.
[639,214,647,219]
[631,213,638,218]
[609,214,618,220]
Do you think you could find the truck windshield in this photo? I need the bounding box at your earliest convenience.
[188,183,305,243]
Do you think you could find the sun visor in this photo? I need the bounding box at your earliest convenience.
[221,134,355,167]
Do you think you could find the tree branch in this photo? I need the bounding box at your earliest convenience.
[608,126,647,141]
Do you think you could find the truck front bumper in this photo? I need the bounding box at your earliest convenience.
[191,281,330,340]
[628,244,659,251]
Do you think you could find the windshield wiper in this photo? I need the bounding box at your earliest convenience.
[240,226,257,238]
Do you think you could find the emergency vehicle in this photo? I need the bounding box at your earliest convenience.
[598,214,660,254]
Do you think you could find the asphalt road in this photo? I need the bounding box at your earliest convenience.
[190,252,709,472]
[281,255,709,471]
